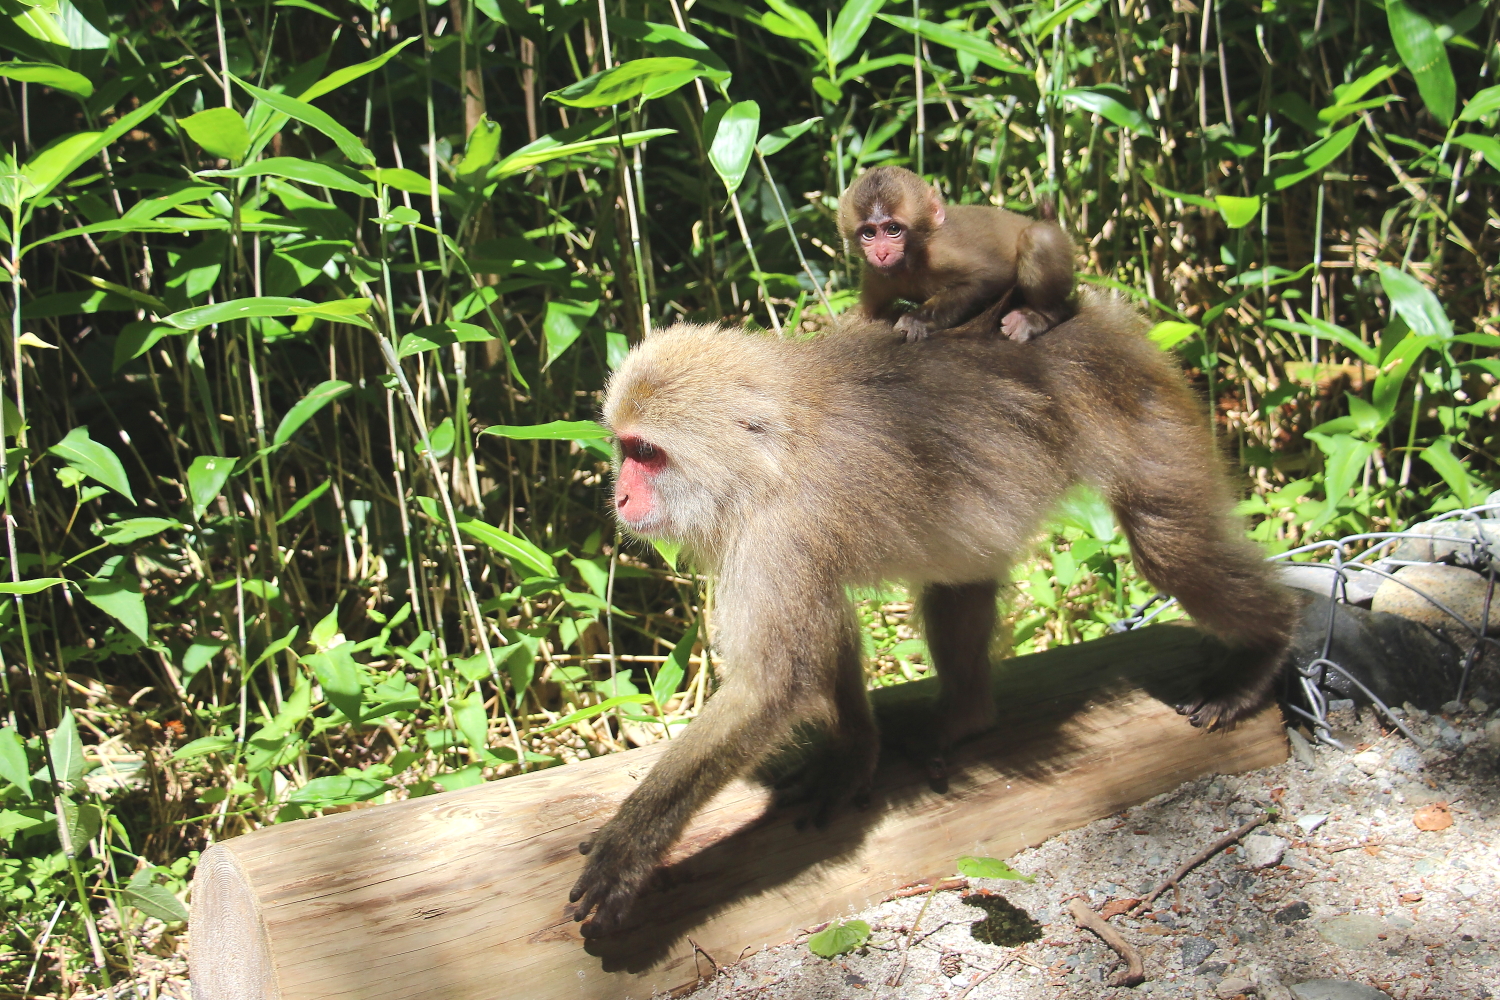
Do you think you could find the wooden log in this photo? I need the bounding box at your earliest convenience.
[189,625,1287,1000]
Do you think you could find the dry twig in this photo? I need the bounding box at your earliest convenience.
[1069,897,1146,987]
[1129,811,1268,915]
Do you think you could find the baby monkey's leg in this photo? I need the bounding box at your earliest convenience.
[1001,221,1077,342]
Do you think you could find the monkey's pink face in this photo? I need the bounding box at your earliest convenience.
[857,219,907,271]
[613,435,669,532]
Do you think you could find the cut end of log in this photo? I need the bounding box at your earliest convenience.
[189,843,280,1000]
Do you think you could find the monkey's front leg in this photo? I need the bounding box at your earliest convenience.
[569,679,796,935]
[906,280,1007,342]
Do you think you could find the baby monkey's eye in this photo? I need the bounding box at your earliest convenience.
[859,226,877,241]
[637,442,656,459]
[886,223,903,237]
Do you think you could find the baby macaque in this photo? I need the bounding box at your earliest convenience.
[838,166,1076,343]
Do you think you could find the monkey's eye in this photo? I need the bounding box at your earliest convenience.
[858,226,877,241]
[885,223,903,237]
[636,442,656,459]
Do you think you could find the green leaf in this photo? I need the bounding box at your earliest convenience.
[543,298,600,369]
[231,73,375,166]
[83,573,149,642]
[956,855,1035,881]
[708,100,760,197]
[18,76,193,204]
[1420,437,1476,507]
[1451,133,1500,169]
[1379,267,1451,339]
[1214,195,1261,229]
[457,115,502,182]
[306,645,363,723]
[177,108,251,162]
[122,880,190,923]
[610,18,729,71]
[97,517,180,545]
[199,157,375,198]
[47,426,133,501]
[1057,87,1151,136]
[50,708,86,791]
[0,727,31,797]
[829,0,886,66]
[452,696,489,750]
[272,380,353,449]
[653,619,697,709]
[276,478,331,524]
[0,60,92,98]
[364,167,451,197]
[480,419,611,442]
[542,694,653,732]
[757,117,823,157]
[0,577,67,594]
[21,218,217,257]
[1387,0,1455,126]
[490,128,674,179]
[653,539,682,571]
[173,734,237,760]
[1372,332,1434,421]
[1265,315,1378,366]
[1459,84,1500,122]
[1148,321,1199,351]
[807,919,870,958]
[877,15,1026,73]
[546,57,728,108]
[458,517,556,577]
[276,0,340,19]
[288,773,391,805]
[761,0,825,47]
[164,296,315,331]
[1027,0,1101,36]
[298,37,417,103]
[396,321,494,358]
[1268,121,1361,190]
[186,455,236,520]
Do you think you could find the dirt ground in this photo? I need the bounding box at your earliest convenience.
[679,702,1499,1000]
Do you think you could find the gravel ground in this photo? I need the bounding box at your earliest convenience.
[680,702,1500,1000]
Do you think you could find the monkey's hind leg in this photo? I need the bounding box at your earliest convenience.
[1004,221,1076,342]
[914,580,1001,783]
[1108,483,1298,731]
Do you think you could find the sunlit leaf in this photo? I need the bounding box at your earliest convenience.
[1387,0,1455,126]
[200,157,375,198]
[543,298,600,369]
[306,645,362,722]
[231,73,375,165]
[807,919,870,958]
[49,709,86,791]
[1057,87,1152,136]
[0,60,91,97]
[828,0,886,66]
[47,425,133,501]
[480,420,610,442]
[956,855,1035,881]
[490,128,674,178]
[172,734,236,760]
[653,619,697,709]
[545,58,729,108]
[187,455,236,520]
[1378,266,1451,339]
[708,100,760,197]
[83,572,150,643]
[457,115,502,182]
[298,36,417,102]
[1420,437,1477,508]
[0,727,32,796]
[1459,84,1500,122]
[0,578,66,595]
[1214,194,1260,229]
[1149,321,1199,350]
[164,296,313,331]
[272,380,354,448]
[877,15,1026,74]
[288,773,390,805]
[177,107,251,162]
[541,693,653,731]
[757,116,823,157]
[97,517,180,545]
[123,878,190,923]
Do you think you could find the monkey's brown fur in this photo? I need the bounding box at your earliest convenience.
[572,293,1298,935]
[838,165,1076,342]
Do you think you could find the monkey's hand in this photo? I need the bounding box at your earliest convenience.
[568,822,657,937]
[894,313,931,342]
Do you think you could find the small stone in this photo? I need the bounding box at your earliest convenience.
[1485,719,1500,746]
[1372,563,1498,635]
[1286,727,1316,768]
[1442,699,1465,715]
[1218,977,1256,998]
[1243,834,1288,869]
[1402,702,1430,722]
[1198,962,1228,977]
[1289,980,1392,1000]
[1386,746,1424,774]
[1317,915,1387,950]
[1325,699,1357,728]
[1296,813,1328,835]
[1413,856,1441,875]
[1387,517,1500,565]
[1274,901,1312,924]
[1351,750,1382,774]
[1182,936,1217,967]
[1204,880,1226,899]
[1470,698,1490,714]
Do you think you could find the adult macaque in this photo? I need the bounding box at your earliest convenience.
[570,295,1297,935]
[838,165,1076,343]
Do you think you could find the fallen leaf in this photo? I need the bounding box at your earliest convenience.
[1412,803,1452,832]
[1400,891,1423,903]
[1363,845,1382,856]
[1100,898,1139,919]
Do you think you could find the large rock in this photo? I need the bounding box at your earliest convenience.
[1316,914,1387,949]
[1386,517,1500,566]
[1370,563,1498,636]
[1289,982,1391,1000]
[1279,562,1388,606]
[1283,593,1468,713]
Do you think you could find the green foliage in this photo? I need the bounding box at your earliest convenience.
[0,0,1496,990]
[807,918,870,958]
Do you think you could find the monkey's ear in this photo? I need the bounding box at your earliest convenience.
[928,187,946,227]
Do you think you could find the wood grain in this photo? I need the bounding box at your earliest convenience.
[189,625,1287,1000]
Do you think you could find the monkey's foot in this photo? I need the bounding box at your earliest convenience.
[1000,308,1050,342]
[895,314,930,342]
[568,825,658,937]
[1176,686,1266,731]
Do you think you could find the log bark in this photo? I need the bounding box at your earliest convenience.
[189,625,1287,1000]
